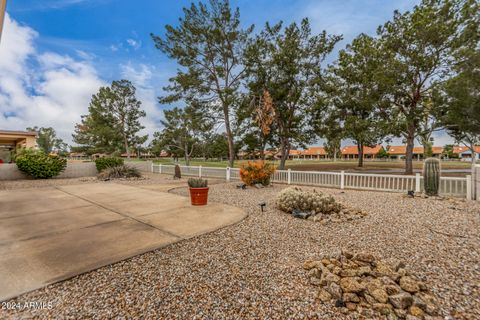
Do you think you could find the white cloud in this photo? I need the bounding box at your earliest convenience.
[126,38,141,50]
[0,14,105,144]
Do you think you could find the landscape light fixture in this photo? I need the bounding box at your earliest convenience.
[259,202,266,212]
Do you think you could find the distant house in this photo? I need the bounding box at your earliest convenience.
[452,146,480,161]
[386,146,442,160]
[0,130,37,163]
[340,145,384,160]
[288,147,327,160]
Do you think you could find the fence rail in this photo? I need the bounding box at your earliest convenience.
[151,164,471,198]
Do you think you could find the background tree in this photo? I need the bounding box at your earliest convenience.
[72,80,147,157]
[441,49,480,164]
[151,104,214,165]
[325,34,387,167]
[152,0,253,167]
[244,19,341,169]
[26,126,68,155]
[377,0,469,174]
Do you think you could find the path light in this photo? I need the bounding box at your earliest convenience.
[236,183,246,189]
[259,202,266,212]
[407,190,415,198]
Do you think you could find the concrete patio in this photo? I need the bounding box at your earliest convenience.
[0,183,246,301]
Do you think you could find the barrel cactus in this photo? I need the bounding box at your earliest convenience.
[423,157,441,196]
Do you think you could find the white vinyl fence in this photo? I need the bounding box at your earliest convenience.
[152,164,473,199]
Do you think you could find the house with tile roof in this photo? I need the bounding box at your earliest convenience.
[288,147,327,160]
[452,146,480,161]
[340,145,384,160]
[386,145,443,160]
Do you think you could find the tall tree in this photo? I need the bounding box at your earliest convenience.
[244,19,341,169]
[26,126,68,154]
[377,0,470,174]
[325,34,387,167]
[151,0,253,167]
[151,104,214,166]
[442,49,480,164]
[72,80,147,157]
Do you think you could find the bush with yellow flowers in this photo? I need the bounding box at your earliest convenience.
[239,160,276,186]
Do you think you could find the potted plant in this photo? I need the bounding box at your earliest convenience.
[188,178,209,205]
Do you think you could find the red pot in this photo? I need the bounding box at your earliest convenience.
[189,187,209,206]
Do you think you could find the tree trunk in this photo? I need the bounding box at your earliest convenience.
[185,142,190,166]
[279,137,290,170]
[223,106,235,168]
[405,125,415,175]
[357,143,364,167]
[123,135,130,159]
[470,142,476,165]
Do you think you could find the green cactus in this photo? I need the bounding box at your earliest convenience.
[423,157,441,196]
[188,178,208,188]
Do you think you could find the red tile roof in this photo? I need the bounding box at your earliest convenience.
[387,146,442,155]
[303,147,327,156]
[341,145,383,155]
[453,146,480,154]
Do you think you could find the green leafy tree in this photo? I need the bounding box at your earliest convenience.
[151,0,253,167]
[72,80,147,157]
[244,19,341,169]
[324,34,387,167]
[377,0,471,174]
[442,49,480,163]
[26,126,68,154]
[151,104,214,165]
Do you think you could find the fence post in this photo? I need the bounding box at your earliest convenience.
[199,165,202,178]
[340,171,345,189]
[159,164,162,174]
[226,167,231,182]
[151,162,154,173]
[466,175,472,201]
[287,169,291,185]
[415,173,421,193]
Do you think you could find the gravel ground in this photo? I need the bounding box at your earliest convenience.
[1,178,479,319]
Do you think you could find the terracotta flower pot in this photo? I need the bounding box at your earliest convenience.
[189,187,209,206]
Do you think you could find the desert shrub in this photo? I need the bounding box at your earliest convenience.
[276,187,342,215]
[97,165,141,180]
[95,157,124,172]
[188,178,208,188]
[15,148,67,179]
[239,161,276,186]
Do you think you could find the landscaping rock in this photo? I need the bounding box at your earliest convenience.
[305,251,439,318]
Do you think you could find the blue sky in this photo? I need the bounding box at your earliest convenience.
[3,0,455,147]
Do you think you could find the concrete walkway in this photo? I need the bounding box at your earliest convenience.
[0,183,246,301]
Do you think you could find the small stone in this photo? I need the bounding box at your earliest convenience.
[412,295,427,311]
[389,292,414,309]
[357,265,372,276]
[339,277,365,293]
[340,269,358,277]
[355,252,376,263]
[341,249,354,259]
[395,308,408,319]
[400,276,420,293]
[317,288,332,302]
[326,282,343,299]
[385,284,402,295]
[309,276,321,286]
[406,315,420,320]
[303,260,319,270]
[376,260,400,280]
[307,267,321,278]
[332,266,342,275]
[371,288,389,303]
[343,292,360,303]
[320,272,340,286]
[364,293,377,305]
[372,303,393,315]
[345,302,357,311]
[409,306,424,317]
